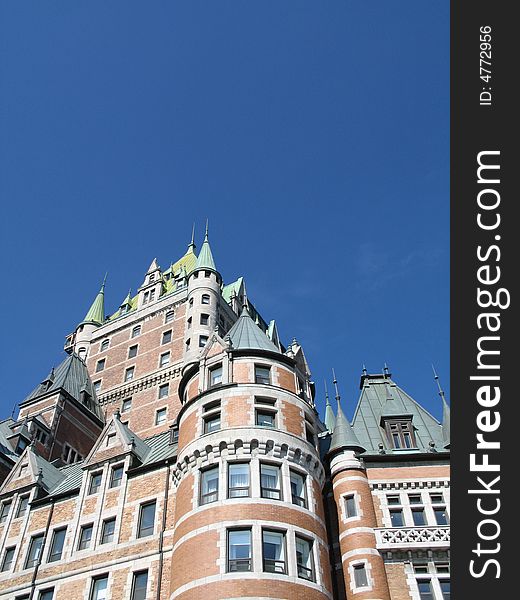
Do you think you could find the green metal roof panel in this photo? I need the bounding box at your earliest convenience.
[0,419,17,462]
[195,233,216,271]
[227,307,280,353]
[328,403,366,454]
[351,374,445,454]
[81,281,105,326]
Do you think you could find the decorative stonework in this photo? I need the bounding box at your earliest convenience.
[375,526,450,549]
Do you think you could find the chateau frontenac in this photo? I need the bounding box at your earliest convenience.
[0,230,450,600]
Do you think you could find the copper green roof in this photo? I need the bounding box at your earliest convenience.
[351,373,446,454]
[81,279,106,326]
[328,402,366,455]
[324,386,335,434]
[227,307,280,353]
[195,230,216,271]
[222,277,244,303]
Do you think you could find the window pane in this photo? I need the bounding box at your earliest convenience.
[128,345,138,358]
[228,529,251,572]
[210,366,222,386]
[409,494,422,504]
[256,411,275,427]
[90,576,108,600]
[255,366,270,384]
[49,528,67,562]
[229,463,249,497]
[390,509,404,527]
[79,525,93,550]
[0,501,11,523]
[25,535,44,568]
[110,466,124,488]
[1,547,15,572]
[440,580,451,600]
[204,414,221,434]
[17,496,29,517]
[263,530,285,573]
[296,536,314,581]
[159,384,169,398]
[38,591,54,600]
[290,471,306,507]
[354,564,368,587]
[412,508,426,526]
[101,518,116,544]
[260,464,281,499]
[89,473,102,494]
[138,502,156,537]
[201,467,219,505]
[345,495,357,518]
[417,580,434,600]
[434,507,449,525]
[131,571,148,600]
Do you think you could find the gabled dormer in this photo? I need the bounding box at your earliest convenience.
[137,258,163,308]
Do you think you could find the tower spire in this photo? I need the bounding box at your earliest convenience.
[324,380,335,434]
[432,365,450,448]
[188,223,196,252]
[195,220,217,271]
[328,369,365,455]
[81,275,106,326]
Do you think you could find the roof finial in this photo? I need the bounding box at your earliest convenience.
[432,364,450,448]
[432,364,445,399]
[324,380,331,405]
[205,218,209,240]
[188,223,196,251]
[332,368,341,404]
[324,379,335,434]
[362,364,367,376]
[102,272,108,289]
[383,363,390,377]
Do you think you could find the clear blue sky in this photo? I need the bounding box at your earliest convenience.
[0,1,449,424]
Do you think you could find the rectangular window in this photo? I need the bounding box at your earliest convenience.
[296,536,315,581]
[78,524,93,550]
[227,529,251,572]
[121,398,132,412]
[417,580,434,600]
[131,325,141,338]
[155,408,167,425]
[1,547,15,572]
[89,472,102,495]
[93,380,101,394]
[199,335,208,347]
[25,534,44,568]
[109,465,124,488]
[209,365,223,386]
[430,493,444,504]
[440,580,451,599]
[200,466,219,505]
[160,352,170,367]
[201,294,210,305]
[16,495,29,518]
[260,464,281,500]
[256,410,275,428]
[255,366,271,385]
[100,339,109,352]
[138,501,156,538]
[125,366,135,382]
[345,494,358,518]
[263,530,286,573]
[228,463,250,498]
[96,359,105,372]
[165,310,175,323]
[128,345,138,358]
[158,383,169,398]
[409,494,422,504]
[100,518,116,544]
[412,508,427,526]
[89,575,108,600]
[390,509,404,527]
[387,495,400,505]
[353,563,369,588]
[162,330,172,344]
[290,471,307,508]
[434,506,449,525]
[200,313,209,325]
[38,591,54,600]
[131,570,148,600]
[203,412,221,434]
[0,500,12,523]
[305,426,315,445]
[48,527,67,562]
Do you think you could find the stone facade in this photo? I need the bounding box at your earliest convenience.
[0,235,450,600]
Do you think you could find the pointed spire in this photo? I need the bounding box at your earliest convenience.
[328,370,365,455]
[432,365,450,448]
[147,258,160,273]
[81,276,106,326]
[324,380,335,434]
[195,220,217,271]
[188,223,196,252]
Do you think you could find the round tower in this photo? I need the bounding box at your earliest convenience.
[170,310,332,600]
[327,379,391,600]
[183,225,221,367]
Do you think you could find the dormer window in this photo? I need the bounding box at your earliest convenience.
[19,463,29,478]
[384,419,416,449]
[150,289,156,302]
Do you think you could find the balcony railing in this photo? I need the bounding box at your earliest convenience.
[375,526,450,550]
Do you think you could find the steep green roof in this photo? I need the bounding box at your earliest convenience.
[227,307,280,353]
[222,277,244,303]
[352,373,445,454]
[22,353,104,421]
[324,389,335,434]
[81,279,106,326]
[328,403,366,455]
[195,229,216,271]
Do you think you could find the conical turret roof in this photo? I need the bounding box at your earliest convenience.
[195,223,217,271]
[328,402,366,455]
[227,307,279,352]
[81,277,106,326]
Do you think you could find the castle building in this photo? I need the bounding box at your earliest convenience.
[0,231,450,600]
